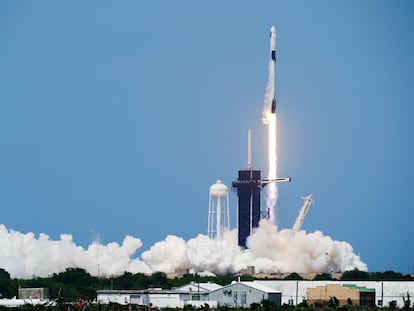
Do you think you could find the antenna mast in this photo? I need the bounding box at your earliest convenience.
[247,129,252,169]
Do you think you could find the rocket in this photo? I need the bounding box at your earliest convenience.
[270,26,276,61]
[270,26,277,114]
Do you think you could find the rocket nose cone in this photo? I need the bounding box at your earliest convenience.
[271,26,276,33]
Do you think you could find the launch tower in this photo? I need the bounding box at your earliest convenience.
[232,169,262,248]
[232,130,290,248]
[232,130,262,248]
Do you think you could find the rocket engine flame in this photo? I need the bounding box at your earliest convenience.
[265,112,278,223]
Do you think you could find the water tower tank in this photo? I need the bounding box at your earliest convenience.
[208,180,230,239]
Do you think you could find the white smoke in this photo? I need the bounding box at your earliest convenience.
[0,224,151,279]
[247,220,367,273]
[0,222,367,279]
[141,235,187,274]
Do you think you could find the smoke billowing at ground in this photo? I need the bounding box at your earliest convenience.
[0,222,367,279]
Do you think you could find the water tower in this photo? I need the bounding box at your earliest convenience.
[208,180,230,239]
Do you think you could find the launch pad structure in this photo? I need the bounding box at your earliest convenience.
[232,168,262,248]
[232,130,290,248]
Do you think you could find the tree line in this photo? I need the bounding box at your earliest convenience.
[0,267,412,303]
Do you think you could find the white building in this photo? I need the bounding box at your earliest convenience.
[97,289,184,307]
[209,281,281,308]
[97,283,222,308]
[97,290,148,306]
[254,280,414,308]
[97,279,414,308]
[174,282,222,302]
[0,299,55,307]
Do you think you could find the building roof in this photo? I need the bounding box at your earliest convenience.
[254,280,414,302]
[210,281,280,294]
[342,284,376,293]
[175,282,222,293]
[97,289,181,295]
[241,281,281,293]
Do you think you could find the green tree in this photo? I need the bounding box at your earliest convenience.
[340,268,369,280]
[284,273,303,280]
[0,268,10,280]
[114,272,134,289]
[313,273,335,281]
[0,268,15,298]
[53,268,94,285]
[261,299,279,311]
[372,270,411,280]
[328,296,339,308]
[148,272,172,288]
[52,268,97,300]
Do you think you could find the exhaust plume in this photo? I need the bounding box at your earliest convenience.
[0,222,367,279]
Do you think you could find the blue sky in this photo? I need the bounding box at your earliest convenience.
[0,1,413,273]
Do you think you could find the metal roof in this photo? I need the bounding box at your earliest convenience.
[209,281,280,294]
[254,280,414,307]
[241,281,281,293]
[175,282,222,292]
[343,284,376,293]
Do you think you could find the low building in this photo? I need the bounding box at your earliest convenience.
[174,282,222,302]
[97,285,220,308]
[307,284,375,307]
[97,289,181,307]
[18,287,49,300]
[209,281,281,308]
[97,290,148,306]
[0,288,53,307]
[254,280,413,307]
[0,298,55,307]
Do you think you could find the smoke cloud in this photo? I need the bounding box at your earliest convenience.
[0,224,151,278]
[0,221,366,279]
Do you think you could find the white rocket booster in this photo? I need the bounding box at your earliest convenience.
[270,26,277,113]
